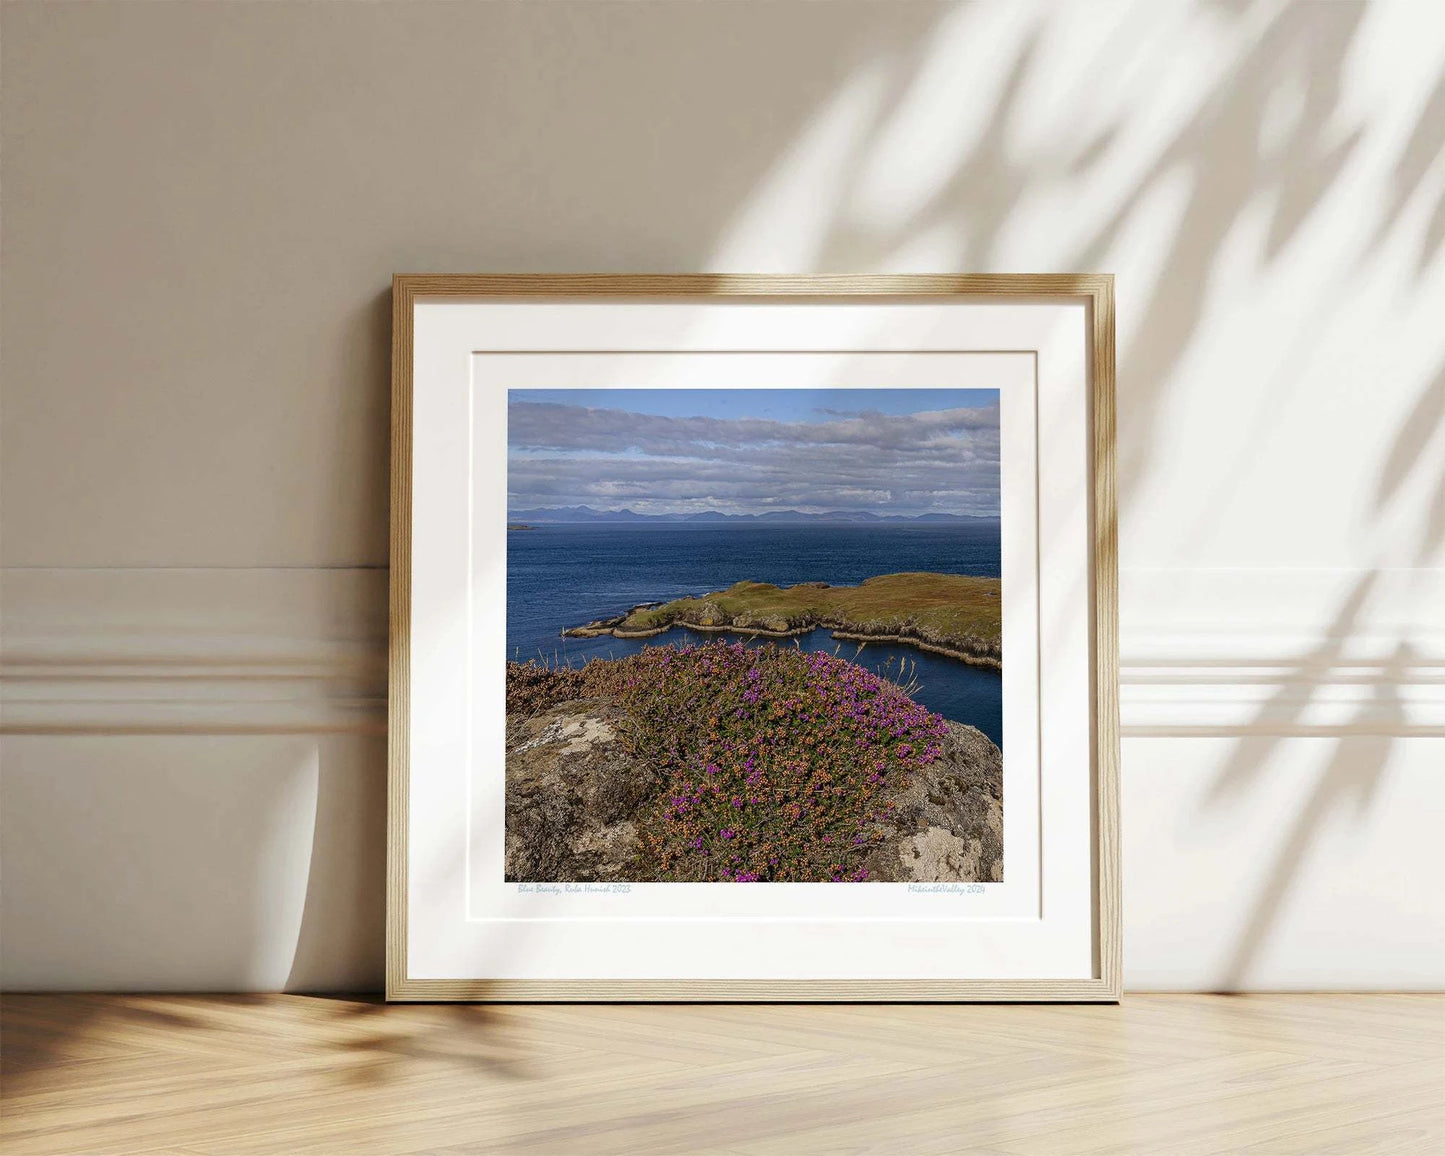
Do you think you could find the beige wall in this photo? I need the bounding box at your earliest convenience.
[3,1,1442,990]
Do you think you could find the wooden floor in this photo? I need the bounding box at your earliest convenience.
[1,995,1441,1154]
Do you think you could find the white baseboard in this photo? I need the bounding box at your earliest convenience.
[1,567,388,733]
[4,564,1440,735]
[2,564,1440,990]
[1118,567,1445,734]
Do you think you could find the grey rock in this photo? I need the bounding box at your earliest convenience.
[689,599,728,627]
[861,721,1003,883]
[504,699,658,882]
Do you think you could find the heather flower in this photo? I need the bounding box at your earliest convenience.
[507,640,951,883]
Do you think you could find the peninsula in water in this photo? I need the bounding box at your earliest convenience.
[563,571,1001,668]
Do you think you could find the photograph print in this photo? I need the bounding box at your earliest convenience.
[504,387,1003,884]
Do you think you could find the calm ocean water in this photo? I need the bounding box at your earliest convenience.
[505,523,1003,746]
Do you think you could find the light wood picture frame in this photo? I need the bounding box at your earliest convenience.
[388,274,1118,1001]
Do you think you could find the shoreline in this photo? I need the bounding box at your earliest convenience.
[560,573,1002,671]
[565,613,1001,671]
[826,629,1002,670]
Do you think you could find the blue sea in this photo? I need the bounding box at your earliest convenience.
[506,523,1003,747]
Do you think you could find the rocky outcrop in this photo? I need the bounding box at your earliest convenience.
[562,602,667,639]
[505,699,660,882]
[858,719,1002,883]
[505,699,1002,884]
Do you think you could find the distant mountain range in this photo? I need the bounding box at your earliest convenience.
[507,506,998,525]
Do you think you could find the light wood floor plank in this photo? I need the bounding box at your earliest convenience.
[2,994,1440,1155]
[718,1052,1367,1156]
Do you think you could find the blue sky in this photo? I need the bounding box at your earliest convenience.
[512,388,999,423]
[508,387,1000,517]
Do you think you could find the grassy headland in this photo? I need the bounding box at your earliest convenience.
[563,572,1001,668]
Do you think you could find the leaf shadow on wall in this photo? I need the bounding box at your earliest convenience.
[693,0,1445,991]
[287,0,1445,1015]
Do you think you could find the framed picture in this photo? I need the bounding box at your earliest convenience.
[388,275,1118,1001]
